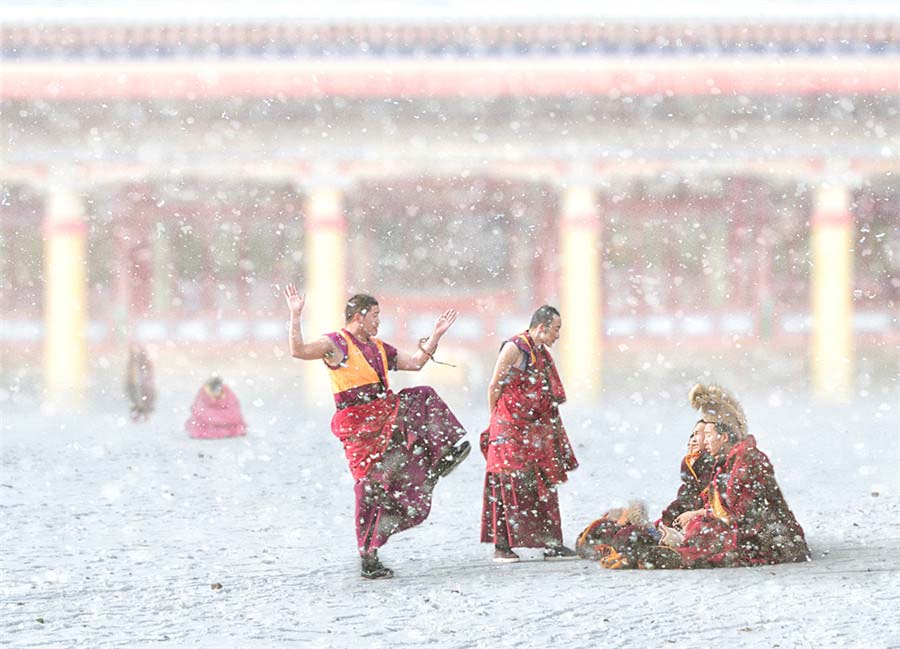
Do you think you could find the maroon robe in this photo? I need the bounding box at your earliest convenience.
[657,451,717,527]
[676,435,809,568]
[125,346,156,421]
[577,452,715,561]
[185,385,247,439]
[480,332,578,548]
[576,517,660,562]
[324,331,466,556]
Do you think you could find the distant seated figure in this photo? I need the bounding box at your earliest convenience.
[125,343,156,422]
[185,376,247,439]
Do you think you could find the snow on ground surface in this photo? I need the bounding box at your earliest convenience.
[2,368,899,649]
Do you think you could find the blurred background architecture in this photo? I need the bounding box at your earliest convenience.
[1,1,898,406]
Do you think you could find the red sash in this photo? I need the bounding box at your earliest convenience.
[331,392,400,480]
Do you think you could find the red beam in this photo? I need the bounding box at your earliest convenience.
[3,58,900,100]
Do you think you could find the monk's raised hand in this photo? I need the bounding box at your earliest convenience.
[433,308,458,336]
[283,283,306,315]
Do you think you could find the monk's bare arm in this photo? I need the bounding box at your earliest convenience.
[395,308,458,371]
[395,338,438,371]
[283,283,339,362]
[487,343,523,413]
[289,324,337,362]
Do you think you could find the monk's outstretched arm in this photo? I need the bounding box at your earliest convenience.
[487,343,523,412]
[396,308,458,371]
[283,283,338,362]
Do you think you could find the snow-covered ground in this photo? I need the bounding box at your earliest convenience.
[2,369,899,648]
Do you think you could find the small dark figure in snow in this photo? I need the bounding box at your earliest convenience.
[125,343,156,422]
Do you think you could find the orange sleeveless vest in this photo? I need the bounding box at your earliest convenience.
[327,330,390,396]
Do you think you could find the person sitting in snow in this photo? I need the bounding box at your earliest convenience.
[575,499,656,562]
[599,384,810,570]
[576,418,716,562]
[657,418,718,529]
[185,376,247,439]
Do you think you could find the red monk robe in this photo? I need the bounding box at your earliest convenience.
[186,380,247,439]
[480,332,578,550]
[676,435,809,568]
[657,450,717,527]
[326,329,466,558]
[575,451,716,562]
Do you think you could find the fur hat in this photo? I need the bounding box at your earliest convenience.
[689,383,748,440]
[609,500,650,527]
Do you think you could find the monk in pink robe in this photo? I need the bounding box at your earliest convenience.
[480,305,579,563]
[186,377,247,439]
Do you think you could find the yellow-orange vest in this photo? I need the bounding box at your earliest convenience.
[327,330,390,396]
[710,486,731,524]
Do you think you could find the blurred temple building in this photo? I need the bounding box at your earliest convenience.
[1,2,898,403]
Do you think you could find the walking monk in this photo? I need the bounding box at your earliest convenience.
[283,284,471,580]
[480,305,579,562]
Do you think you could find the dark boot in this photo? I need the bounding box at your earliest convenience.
[436,440,471,478]
[493,546,521,563]
[493,531,520,563]
[360,552,394,580]
[543,544,578,560]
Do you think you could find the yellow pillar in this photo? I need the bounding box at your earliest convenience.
[303,186,346,402]
[152,229,171,315]
[558,185,602,400]
[810,184,854,401]
[43,187,88,408]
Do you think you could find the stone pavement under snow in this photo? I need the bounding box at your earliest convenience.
[2,380,899,648]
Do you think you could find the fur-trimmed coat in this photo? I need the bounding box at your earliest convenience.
[677,435,809,568]
[657,451,717,527]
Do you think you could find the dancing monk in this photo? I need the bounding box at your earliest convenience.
[480,305,579,562]
[283,285,471,580]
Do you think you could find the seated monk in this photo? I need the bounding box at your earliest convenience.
[657,419,717,528]
[185,377,247,439]
[125,343,156,422]
[673,421,810,568]
[600,384,810,570]
[576,419,715,562]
